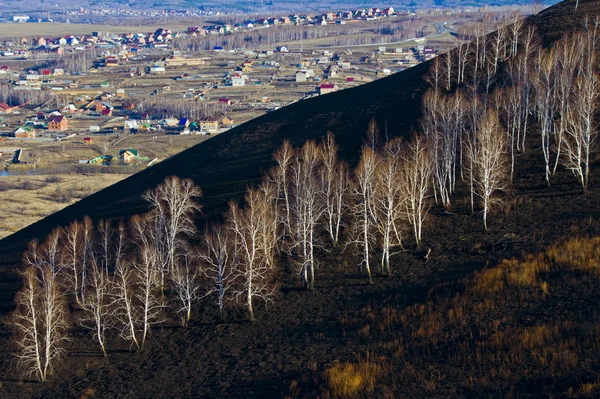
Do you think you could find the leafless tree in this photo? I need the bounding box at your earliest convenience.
[422,89,466,208]
[271,140,294,236]
[171,253,201,327]
[97,219,113,274]
[490,24,508,76]
[80,257,112,356]
[516,25,540,151]
[509,12,524,57]
[456,37,471,86]
[375,138,407,276]
[201,225,235,321]
[257,178,280,270]
[80,216,94,301]
[498,85,523,180]
[319,132,350,245]
[552,33,583,175]
[130,215,166,349]
[425,55,443,93]
[443,45,454,91]
[288,140,324,290]
[352,146,380,284]
[61,220,83,306]
[366,118,383,151]
[112,258,140,351]
[470,112,509,230]
[563,72,599,190]
[143,176,202,294]
[400,135,433,247]
[533,49,557,186]
[228,188,278,322]
[13,266,69,382]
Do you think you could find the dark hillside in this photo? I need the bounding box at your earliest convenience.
[1,0,600,397]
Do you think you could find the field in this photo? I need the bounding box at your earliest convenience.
[0,134,211,165]
[0,173,127,239]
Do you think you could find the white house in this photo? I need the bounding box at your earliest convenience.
[232,77,245,86]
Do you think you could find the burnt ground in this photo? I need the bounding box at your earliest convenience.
[0,0,600,397]
[0,131,598,398]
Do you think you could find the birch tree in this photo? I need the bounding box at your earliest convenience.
[375,138,407,276]
[201,225,235,321]
[471,112,509,230]
[171,253,201,327]
[288,140,325,289]
[352,146,380,284]
[112,259,140,351]
[62,220,82,306]
[131,215,166,349]
[13,266,69,382]
[143,176,202,294]
[228,188,278,322]
[534,50,557,186]
[96,219,113,274]
[563,73,598,190]
[80,257,112,356]
[271,140,294,235]
[320,132,349,245]
[400,135,432,247]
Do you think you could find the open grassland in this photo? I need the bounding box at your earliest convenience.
[3,134,211,165]
[0,174,127,239]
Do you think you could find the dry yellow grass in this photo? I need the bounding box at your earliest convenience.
[324,357,382,398]
[472,236,600,295]
[0,174,127,239]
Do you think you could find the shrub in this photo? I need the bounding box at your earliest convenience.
[45,175,63,184]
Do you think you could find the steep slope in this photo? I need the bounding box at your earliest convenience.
[1,0,600,397]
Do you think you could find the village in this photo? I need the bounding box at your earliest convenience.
[0,6,456,171]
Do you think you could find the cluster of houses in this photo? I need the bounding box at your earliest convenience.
[0,5,405,59]
[121,115,234,135]
[9,113,69,138]
[84,148,149,166]
[188,7,401,35]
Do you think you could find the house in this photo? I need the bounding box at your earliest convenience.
[319,83,338,95]
[83,137,93,144]
[62,104,77,114]
[232,76,245,86]
[122,102,136,111]
[124,120,140,130]
[119,148,139,164]
[150,66,166,75]
[105,56,119,67]
[13,126,36,138]
[220,116,235,127]
[199,117,219,132]
[179,118,190,128]
[116,88,126,97]
[48,115,68,131]
[0,103,12,113]
[218,98,232,105]
[89,155,113,166]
